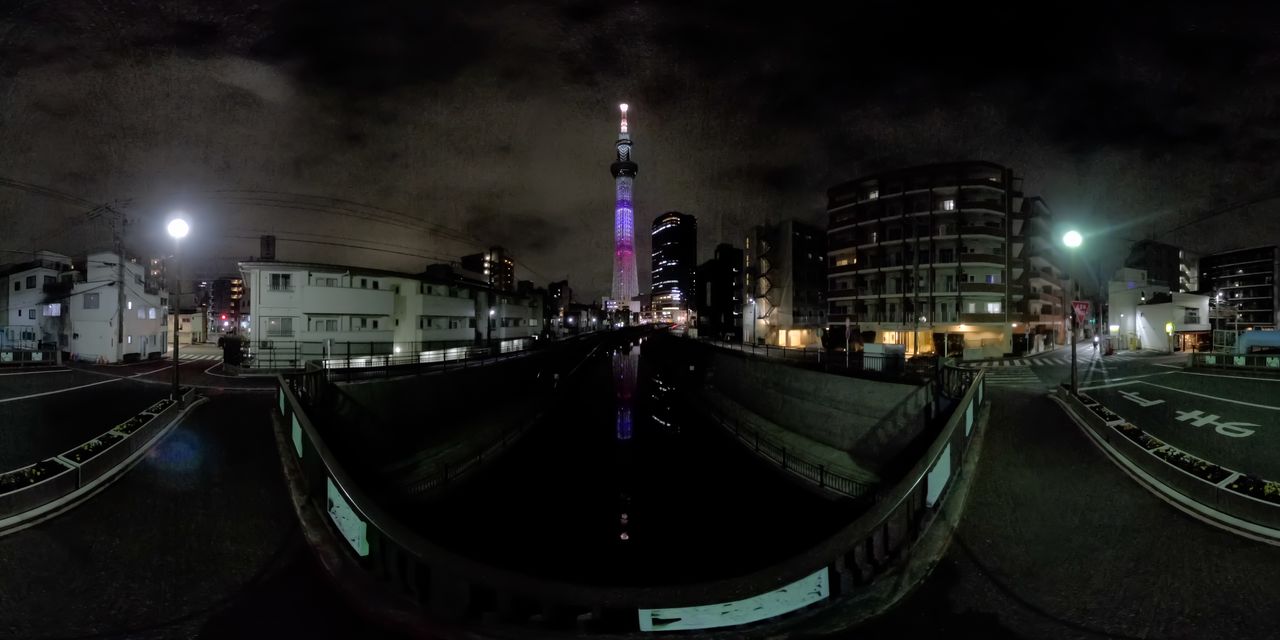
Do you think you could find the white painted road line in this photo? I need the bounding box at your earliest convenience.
[1135,381,1280,411]
[1175,370,1280,382]
[0,378,118,404]
[1079,380,1139,391]
[0,368,72,377]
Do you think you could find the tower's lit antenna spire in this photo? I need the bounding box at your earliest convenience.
[619,103,629,134]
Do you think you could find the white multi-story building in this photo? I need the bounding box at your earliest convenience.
[238,260,544,368]
[1,250,169,362]
[0,251,73,349]
[1106,267,1169,351]
[66,251,171,362]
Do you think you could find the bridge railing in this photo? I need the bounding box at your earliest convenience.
[1189,352,1280,371]
[274,350,987,633]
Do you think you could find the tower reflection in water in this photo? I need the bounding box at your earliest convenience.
[613,345,639,541]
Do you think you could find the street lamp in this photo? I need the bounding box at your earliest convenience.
[487,307,495,345]
[1062,229,1082,395]
[167,216,189,407]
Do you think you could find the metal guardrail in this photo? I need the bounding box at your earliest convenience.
[274,340,988,633]
[1189,352,1280,371]
[238,338,538,371]
[0,349,59,365]
[709,411,874,499]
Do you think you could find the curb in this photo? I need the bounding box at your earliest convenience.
[0,394,207,537]
[1051,392,1280,546]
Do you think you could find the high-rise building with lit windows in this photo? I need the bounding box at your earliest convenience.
[650,211,696,322]
[610,103,639,308]
[461,246,516,292]
[826,161,1068,359]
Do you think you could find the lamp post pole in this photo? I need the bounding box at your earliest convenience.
[1063,229,1083,396]
[167,217,189,407]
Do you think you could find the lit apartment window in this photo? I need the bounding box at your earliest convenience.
[148,308,157,319]
[868,189,879,200]
[942,199,956,211]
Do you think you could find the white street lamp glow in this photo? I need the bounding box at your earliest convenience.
[619,103,628,112]
[1062,230,1082,248]
[167,218,190,239]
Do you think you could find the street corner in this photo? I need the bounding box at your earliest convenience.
[1082,371,1280,479]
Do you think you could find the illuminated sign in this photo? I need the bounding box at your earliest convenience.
[326,477,369,556]
[638,567,829,632]
[1164,322,1174,335]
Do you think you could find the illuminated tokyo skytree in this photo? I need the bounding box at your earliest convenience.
[610,103,639,306]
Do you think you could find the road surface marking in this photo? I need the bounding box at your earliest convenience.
[0,368,71,377]
[1079,380,1139,391]
[1135,381,1280,411]
[1118,390,1164,407]
[0,378,118,404]
[1174,370,1280,383]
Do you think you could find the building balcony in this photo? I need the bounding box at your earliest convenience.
[958,313,1007,323]
[828,262,860,276]
[959,282,1005,295]
[958,199,1006,213]
[300,285,395,316]
[959,225,1005,238]
[960,253,1005,266]
[1028,290,1062,306]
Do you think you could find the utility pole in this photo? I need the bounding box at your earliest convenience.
[115,217,127,362]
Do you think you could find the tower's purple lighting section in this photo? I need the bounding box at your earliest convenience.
[610,103,639,306]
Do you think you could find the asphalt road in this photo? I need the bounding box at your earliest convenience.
[840,375,1280,640]
[0,367,171,469]
[0,390,404,640]
[1085,369,1280,479]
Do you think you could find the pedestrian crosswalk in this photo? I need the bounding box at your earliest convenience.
[962,349,1157,369]
[981,366,1044,387]
[178,353,221,361]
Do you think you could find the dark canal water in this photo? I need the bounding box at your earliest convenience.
[412,336,857,587]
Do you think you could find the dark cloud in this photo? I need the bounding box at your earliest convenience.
[2,1,1280,299]
[249,0,492,97]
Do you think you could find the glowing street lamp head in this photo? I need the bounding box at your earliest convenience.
[167,217,190,239]
[1062,230,1083,248]
[619,103,628,113]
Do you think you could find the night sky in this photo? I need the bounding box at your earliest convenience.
[2,1,1278,299]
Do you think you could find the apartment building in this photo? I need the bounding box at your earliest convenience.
[1,250,170,361]
[744,219,827,347]
[238,260,543,368]
[826,161,1068,359]
[1199,245,1279,332]
[0,251,73,349]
